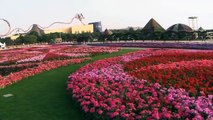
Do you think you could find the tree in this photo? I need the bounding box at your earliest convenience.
[16,35,25,44]
[29,31,43,42]
[76,32,92,43]
[90,32,101,42]
[16,35,37,44]
[24,35,38,44]
[0,37,15,45]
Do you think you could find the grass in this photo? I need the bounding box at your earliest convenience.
[0,49,137,120]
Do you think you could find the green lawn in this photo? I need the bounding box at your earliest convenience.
[0,49,137,120]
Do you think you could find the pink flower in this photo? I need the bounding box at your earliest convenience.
[67,49,213,119]
[120,105,126,111]
[163,113,171,119]
[127,103,136,110]
[82,106,89,112]
[97,109,103,115]
[152,112,160,119]
[89,107,95,113]
[121,113,129,118]
[109,112,119,118]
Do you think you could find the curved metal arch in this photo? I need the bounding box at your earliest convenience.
[0,18,11,37]
[9,25,33,35]
[38,17,76,29]
[0,13,85,37]
[38,13,85,29]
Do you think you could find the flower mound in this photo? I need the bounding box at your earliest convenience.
[67,49,213,120]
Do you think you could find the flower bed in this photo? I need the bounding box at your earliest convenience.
[0,58,91,88]
[17,54,46,63]
[89,42,213,50]
[124,50,213,70]
[0,63,38,76]
[67,49,213,120]
[63,46,120,54]
[1,45,119,65]
[0,45,120,88]
[124,50,213,96]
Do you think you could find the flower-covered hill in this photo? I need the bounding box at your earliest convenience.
[68,49,213,120]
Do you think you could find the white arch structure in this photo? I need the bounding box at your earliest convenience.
[0,18,11,37]
[0,13,85,37]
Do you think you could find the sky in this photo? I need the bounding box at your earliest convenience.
[0,0,213,34]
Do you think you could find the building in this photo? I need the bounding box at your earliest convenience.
[141,18,165,39]
[29,24,45,36]
[103,29,113,35]
[10,34,20,40]
[44,27,71,34]
[54,38,62,43]
[89,21,102,32]
[165,24,193,40]
[8,20,101,41]
[167,24,193,33]
[44,24,94,34]
[206,30,213,39]
[71,24,93,34]
[142,18,165,33]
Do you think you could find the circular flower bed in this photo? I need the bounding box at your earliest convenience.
[67,49,213,120]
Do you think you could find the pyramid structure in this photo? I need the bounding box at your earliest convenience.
[142,18,165,32]
[198,27,205,32]
[103,29,113,35]
[28,24,45,36]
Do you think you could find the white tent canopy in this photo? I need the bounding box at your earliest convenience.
[0,42,6,49]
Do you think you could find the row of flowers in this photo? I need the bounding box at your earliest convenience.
[127,60,213,96]
[124,50,213,70]
[16,52,90,63]
[63,46,120,54]
[0,63,38,76]
[67,49,213,120]
[0,45,120,64]
[0,57,91,88]
[91,42,213,50]
[124,50,213,96]
[0,53,38,64]
[17,54,46,63]
[0,45,120,88]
